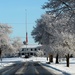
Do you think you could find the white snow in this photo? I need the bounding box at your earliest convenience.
[48,58,75,75]
[21,44,42,48]
[39,57,75,75]
[0,57,75,75]
[0,57,25,69]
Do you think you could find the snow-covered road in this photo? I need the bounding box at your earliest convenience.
[0,57,75,75]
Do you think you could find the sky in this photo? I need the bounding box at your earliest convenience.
[0,0,47,44]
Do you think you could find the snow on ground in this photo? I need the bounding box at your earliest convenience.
[48,58,75,75]
[26,57,75,75]
[39,57,75,75]
[0,57,75,75]
[0,57,25,69]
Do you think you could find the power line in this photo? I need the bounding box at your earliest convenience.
[3,23,35,24]
[10,36,33,38]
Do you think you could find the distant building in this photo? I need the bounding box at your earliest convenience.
[19,44,42,57]
[19,22,43,57]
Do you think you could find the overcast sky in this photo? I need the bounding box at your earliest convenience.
[0,0,47,44]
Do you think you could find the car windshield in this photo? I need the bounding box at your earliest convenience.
[0,0,75,75]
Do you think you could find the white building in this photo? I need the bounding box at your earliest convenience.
[19,28,44,57]
[19,44,42,57]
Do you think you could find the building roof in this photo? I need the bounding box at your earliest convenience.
[21,44,42,48]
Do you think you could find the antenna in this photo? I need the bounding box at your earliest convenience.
[25,9,28,44]
[25,9,27,32]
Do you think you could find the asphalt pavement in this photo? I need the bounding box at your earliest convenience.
[0,61,54,75]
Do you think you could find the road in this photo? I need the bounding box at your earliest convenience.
[0,61,54,75]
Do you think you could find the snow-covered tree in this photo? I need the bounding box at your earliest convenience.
[42,0,75,14]
[31,13,62,63]
[11,37,23,55]
[0,24,12,57]
[36,50,44,57]
[32,0,75,66]
[32,11,75,65]
[0,24,12,46]
[0,23,23,57]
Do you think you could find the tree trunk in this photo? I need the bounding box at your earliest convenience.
[56,54,59,64]
[0,48,1,56]
[66,54,69,67]
[50,55,53,62]
[47,57,48,61]
[49,54,50,64]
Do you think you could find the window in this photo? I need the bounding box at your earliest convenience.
[22,48,24,51]
[27,49,28,50]
[22,53,24,55]
[44,53,46,55]
[31,48,33,51]
[38,48,40,50]
[35,48,37,51]
[30,53,33,55]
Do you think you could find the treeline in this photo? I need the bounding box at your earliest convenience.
[0,24,22,58]
[31,0,75,67]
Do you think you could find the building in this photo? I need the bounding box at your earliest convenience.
[19,19,43,57]
[19,44,42,57]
